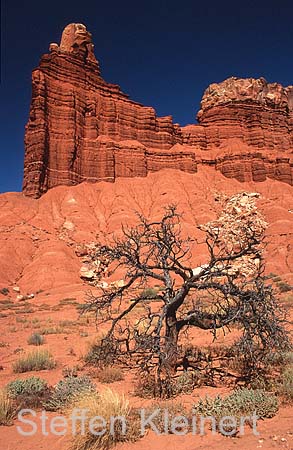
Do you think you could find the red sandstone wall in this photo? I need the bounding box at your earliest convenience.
[23,24,293,197]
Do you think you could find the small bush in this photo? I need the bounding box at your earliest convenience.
[67,389,140,450]
[7,376,48,397]
[62,366,79,378]
[143,401,189,433]
[58,298,78,306]
[141,287,158,300]
[27,333,45,346]
[59,320,76,327]
[228,388,278,418]
[85,336,119,368]
[13,349,56,373]
[134,373,157,398]
[171,372,199,395]
[279,367,293,402]
[6,377,50,408]
[193,388,278,434]
[39,327,68,335]
[45,376,96,411]
[135,371,198,398]
[96,367,124,384]
[0,389,17,425]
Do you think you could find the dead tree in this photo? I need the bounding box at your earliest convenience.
[84,193,290,392]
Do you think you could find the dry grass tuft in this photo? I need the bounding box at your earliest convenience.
[0,389,18,425]
[13,349,56,373]
[67,389,140,450]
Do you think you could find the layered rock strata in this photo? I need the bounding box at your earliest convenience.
[23,24,293,197]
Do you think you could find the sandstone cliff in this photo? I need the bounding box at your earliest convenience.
[23,24,293,197]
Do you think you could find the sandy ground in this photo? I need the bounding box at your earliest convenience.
[0,286,292,450]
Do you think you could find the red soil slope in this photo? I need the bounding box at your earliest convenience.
[1,168,293,295]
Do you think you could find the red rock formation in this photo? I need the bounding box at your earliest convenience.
[23,24,293,197]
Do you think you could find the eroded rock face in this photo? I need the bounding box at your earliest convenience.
[23,24,293,197]
[198,77,293,115]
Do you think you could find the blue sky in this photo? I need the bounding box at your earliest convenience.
[1,0,293,193]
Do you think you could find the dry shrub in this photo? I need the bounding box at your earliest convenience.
[135,371,198,399]
[27,333,45,346]
[279,367,293,402]
[85,335,120,368]
[67,389,140,450]
[62,366,79,378]
[96,367,124,384]
[143,400,189,433]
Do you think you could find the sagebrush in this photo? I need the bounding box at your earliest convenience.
[45,376,96,411]
[6,376,50,408]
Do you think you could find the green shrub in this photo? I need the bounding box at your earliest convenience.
[96,367,124,384]
[279,367,293,402]
[171,372,199,395]
[6,377,50,407]
[141,287,158,300]
[0,389,18,425]
[193,388,279,421]
[27,333,45,346]
[45,376,96,411]
[13,349,56,373]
